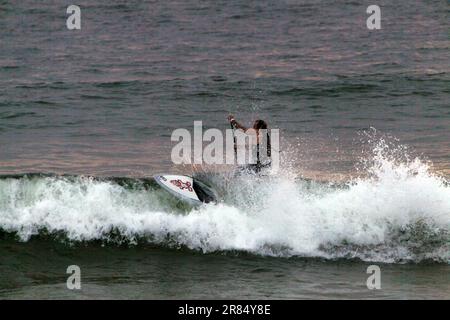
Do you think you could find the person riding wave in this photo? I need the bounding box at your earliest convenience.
[227,114,271,173]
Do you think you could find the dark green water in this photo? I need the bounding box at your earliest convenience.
[2,241,450,299]
[0,0,449,299]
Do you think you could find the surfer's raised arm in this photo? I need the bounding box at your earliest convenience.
[228,115,269,133]
[228,114,248,131]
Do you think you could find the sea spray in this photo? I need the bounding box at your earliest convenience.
[0,140,449,263]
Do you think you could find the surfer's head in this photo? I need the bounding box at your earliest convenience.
[253,120,268,130]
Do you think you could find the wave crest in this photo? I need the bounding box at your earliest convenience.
[0,140,449,263]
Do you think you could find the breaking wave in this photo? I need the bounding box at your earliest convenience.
[0,139,449,264]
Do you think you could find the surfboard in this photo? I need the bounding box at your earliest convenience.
[154,174,203,206]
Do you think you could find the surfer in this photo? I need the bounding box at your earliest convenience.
[227,114,272,173]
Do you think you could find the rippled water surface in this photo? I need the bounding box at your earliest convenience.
[0,0,449,299]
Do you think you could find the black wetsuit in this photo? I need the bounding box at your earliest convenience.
[239,132,272,174]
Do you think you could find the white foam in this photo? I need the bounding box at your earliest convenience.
[0,141,449,263]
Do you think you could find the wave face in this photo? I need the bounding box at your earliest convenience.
[0,142,449,264]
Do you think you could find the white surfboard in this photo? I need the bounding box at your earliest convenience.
[154,174,202,206]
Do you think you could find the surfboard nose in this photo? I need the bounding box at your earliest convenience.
[154,174,217,206]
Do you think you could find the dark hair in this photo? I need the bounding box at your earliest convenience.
[253,119,268,130]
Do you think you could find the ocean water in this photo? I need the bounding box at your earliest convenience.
[0,0,449,299]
